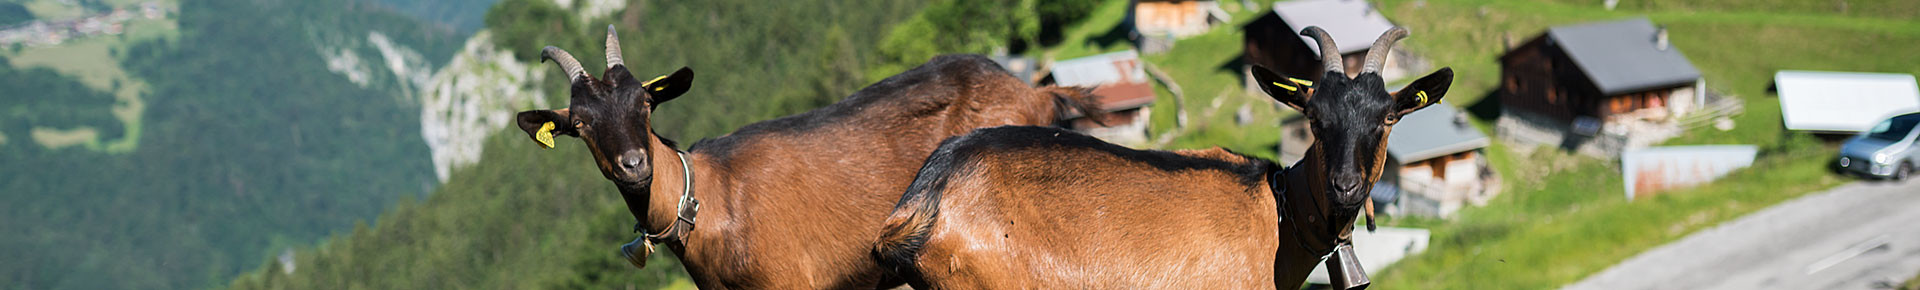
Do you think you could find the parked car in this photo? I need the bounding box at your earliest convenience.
[1837,112,1920,180]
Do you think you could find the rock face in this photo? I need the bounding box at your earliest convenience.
[417,31,549,182]
[316,28,551,182]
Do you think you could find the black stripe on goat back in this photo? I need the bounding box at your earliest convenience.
[932,126,1273,186]
[688,55,1012,156]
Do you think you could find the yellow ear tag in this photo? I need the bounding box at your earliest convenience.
[1271,82,1299,92]
[1287,77,1314,87]
[535,121,557,149]
[643,74,669,92]
[1416,90,1430,105]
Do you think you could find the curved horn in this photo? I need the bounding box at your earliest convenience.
[542,46,587,83]
[605,24,624,69]
[1300,26,1345,76]
[1362,27,1409,75]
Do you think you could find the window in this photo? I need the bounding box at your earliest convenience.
[1867,117,1918,141]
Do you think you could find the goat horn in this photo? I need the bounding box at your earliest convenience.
[542,46,587,83]
[1300,26,1345,77]
[605,24,624,69]
[1361,27,1409,75]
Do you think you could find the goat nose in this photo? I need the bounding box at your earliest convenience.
[1331,173,1364,192]
[619,152,644,171]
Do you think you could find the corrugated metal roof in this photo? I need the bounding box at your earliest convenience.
[1271,0,1396,56]
[1775,70,1920,132]
[1050,50,1156,111]
[1546,18,1701,95]
[1386,103,1489,164]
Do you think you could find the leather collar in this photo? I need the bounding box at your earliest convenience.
[637,150,700,247]
[1273,166,1340,258]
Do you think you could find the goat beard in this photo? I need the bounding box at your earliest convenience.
[1326,197,1367,239]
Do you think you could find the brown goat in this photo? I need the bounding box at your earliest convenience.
[514,26,1104,289]
[871,26,1453,288]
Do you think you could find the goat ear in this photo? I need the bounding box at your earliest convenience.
[1391,67,1453,116]
[515,109,575,149]
[643,67,694,106]
[1251,65,1311,112]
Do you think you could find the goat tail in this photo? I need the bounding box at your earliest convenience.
[875,135,980,272]
[872,179,943,271]
[1042,86,1110,127]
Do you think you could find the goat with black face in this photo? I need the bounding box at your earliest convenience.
[516,26,692,222]
[1256,26,1454,237]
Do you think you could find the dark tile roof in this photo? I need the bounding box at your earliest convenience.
[1546,18,1701,95]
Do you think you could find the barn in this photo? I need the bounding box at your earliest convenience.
[1494,18,1712,158]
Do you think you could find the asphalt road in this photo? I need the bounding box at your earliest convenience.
[1564,179,1920,290]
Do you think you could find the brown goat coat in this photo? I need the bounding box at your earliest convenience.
[876,126,1378,288]
[931,149,1279,288]
[622,56,1100,288]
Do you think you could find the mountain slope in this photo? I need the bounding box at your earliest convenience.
[1,0,465,288]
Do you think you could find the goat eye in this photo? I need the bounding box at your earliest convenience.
[572,120,586,128]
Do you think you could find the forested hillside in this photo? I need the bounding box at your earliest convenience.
[1,0,464,288]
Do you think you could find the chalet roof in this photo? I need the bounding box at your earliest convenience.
[1270,0,1397,57]
[1775,70,1920,132]
[1049,50,1156,111]
[1386,103,1489,164]
[1544,18,1700,95]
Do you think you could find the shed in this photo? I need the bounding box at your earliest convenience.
[1774,70,1920,133]
[1129,0,1230,54]
[1621,145,1757,200]
[1381,104,1497,218]
[1042,50,1157,145]
[1242,0,1413,86]
[1495,18,1706,157]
